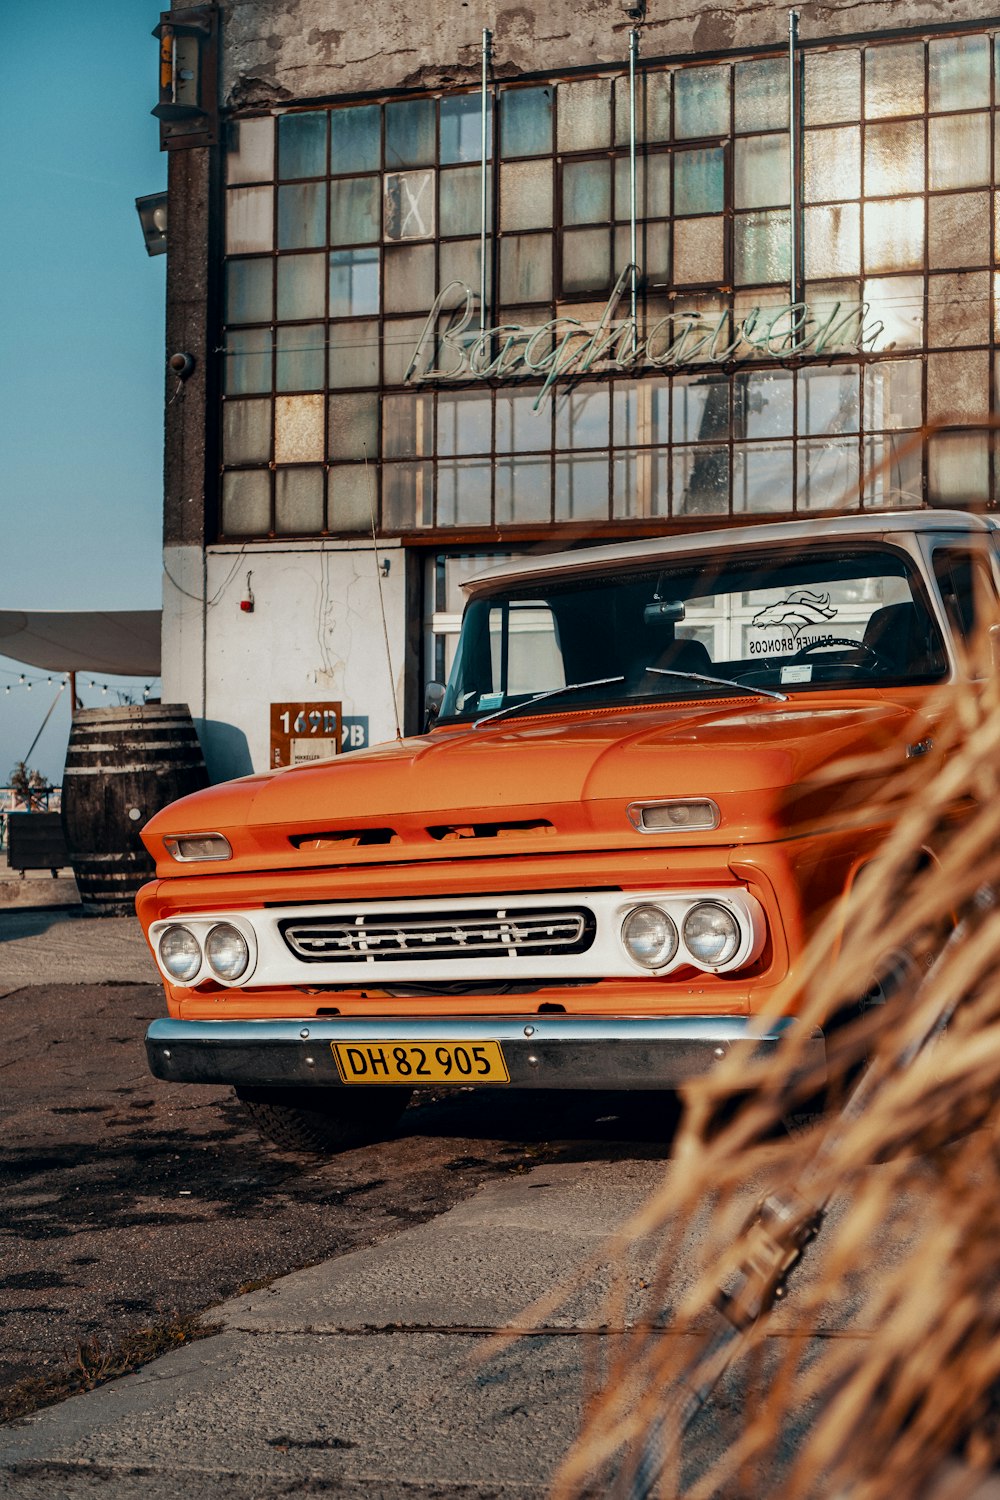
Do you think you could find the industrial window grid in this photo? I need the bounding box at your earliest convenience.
[218,24,1000,541]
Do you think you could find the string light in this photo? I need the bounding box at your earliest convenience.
[0,669,161,697]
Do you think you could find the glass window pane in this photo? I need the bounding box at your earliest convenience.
[863,275,924,349]
[555,387,610,449]
[554,454,609,521]
[863,199,923,273]
[327,465,373,533]
[674,146,724,216]
[222,470,271,534]
[330,177,379,245]
[864,121,924,197]
[674,445,729,514]
[733,443,793,513]
[381,392,433,458]
[674,66,730,140]
[331,104,381,174]
[277,252,326,320]
[734,58,788,134]
[929,36,990,113]
[223,399,272,464]
[383,462,433,529]
[735,135,790,209]
[274,393,325,463]
[801,281,865,352]
[562,228,611,296]
[226,186,273,254]
[501,86,553,158]
[384,169,436,241]
[557,77,612,153]
[926,349,989,424]
[496,387,551,452]
[927,429,988,503]
[929,191,989,268]
[278,113,327,179]
[614,221,670,288]
[226,117,275,184]
[383,316,433,385]
[437,391,492,455]
[673,216,725,284]
[441,93,492,164]
[496,457,551,523]
[438,238,480,297]
[225,328,272,395]
[804,127,860,203]
[277,182,327,249]
[929,113,990,190]
[329,248,380,317]
[864,434,923,507]
[226,258,273,324]
[927,270,990,348]
[441,165,492,237]
[672,375,728,442]
[799,364,860,435]
[500,160,553,230]
[385,98,436,169]
[738,368,793,438]
[798,438,859,510]
[328,392,379,462]
[613,450,669,519]
[614,70,671,146]
[384,243,435,313]
[276,324,324,391]
[613,378,669,446]
[804,202,860,279]
[500,234,552,303]
[437,459,492,525]
[864,42,925,119]
[804,50,861,127]
[563,159,611,225]
[734,210,791,285]
[614,153,670,220]
[864,359,922,430]
[329,319,379,388]
[275,467,324,533]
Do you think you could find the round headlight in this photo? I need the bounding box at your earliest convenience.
[621,905,679,969]
[205,923,250,982]
[158,925,202,983]
[683,903,741,966]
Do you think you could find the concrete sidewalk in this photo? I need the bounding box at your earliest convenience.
[0,908,157,993]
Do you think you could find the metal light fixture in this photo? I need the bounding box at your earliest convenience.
[135,192,168,256]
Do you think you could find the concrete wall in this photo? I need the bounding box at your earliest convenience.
[220,0,996,107]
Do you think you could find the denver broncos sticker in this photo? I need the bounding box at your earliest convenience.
[748,590,838,655]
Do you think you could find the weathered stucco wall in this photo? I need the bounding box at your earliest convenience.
[221,0,998,108]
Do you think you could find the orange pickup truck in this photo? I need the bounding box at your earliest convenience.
[138,510,999,1151]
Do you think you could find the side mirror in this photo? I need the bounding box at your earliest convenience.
[424,682,446,727]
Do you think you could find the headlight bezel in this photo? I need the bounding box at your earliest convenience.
[151,915,257,988]
[627,799,721,834]
[681,900,742,967]
[163,833,233,863]
[620,904,680,970]
[204,922,252,982]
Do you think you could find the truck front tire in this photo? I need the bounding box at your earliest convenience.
[235,1086,412,1154]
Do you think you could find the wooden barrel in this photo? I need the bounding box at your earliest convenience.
[61,704,208,912]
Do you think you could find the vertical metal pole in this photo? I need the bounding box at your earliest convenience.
[629,28,640,349]
[788,10,799,306]
[480,28,492,330]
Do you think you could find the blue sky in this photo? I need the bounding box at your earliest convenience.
[1,3,167,783]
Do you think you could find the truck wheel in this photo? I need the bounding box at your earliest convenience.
[235,1087,412,1154]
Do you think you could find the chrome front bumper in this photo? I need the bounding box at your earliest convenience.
[145,1015,825,1091]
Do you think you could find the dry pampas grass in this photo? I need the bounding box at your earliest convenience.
[545,650,1000,1498]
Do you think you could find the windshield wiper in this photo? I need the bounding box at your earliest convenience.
[473,676,626,728]
[643,667,788,703]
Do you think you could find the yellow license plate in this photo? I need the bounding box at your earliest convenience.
[332,1039,510,1085]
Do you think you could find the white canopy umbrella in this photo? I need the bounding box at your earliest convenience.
[0,611,161,676]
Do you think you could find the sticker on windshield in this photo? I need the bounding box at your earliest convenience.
[780,664,814,684]
[477,692,503,711]
[748,591,838,657]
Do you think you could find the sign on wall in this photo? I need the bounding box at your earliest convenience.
[270,702,343,769]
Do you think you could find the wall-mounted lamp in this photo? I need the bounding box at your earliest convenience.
[381,558,391,578]
[135,192,168,256]
[151,6,219,151]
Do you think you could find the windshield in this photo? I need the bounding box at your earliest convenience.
[437,545,947,723]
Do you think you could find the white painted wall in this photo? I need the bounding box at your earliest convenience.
[162,540,405,783]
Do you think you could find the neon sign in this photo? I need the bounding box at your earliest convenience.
[405,265,885,409]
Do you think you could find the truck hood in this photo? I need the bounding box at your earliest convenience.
[143,693,923,874]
